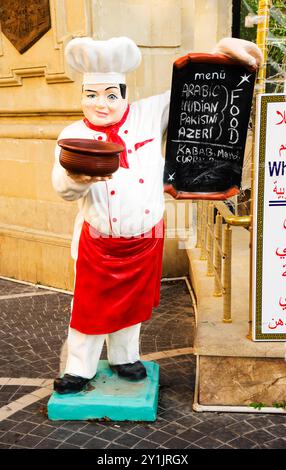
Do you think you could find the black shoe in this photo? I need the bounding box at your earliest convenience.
[53,374,90,394]
[110,361,147,381]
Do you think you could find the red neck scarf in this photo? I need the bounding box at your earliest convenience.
[83,105,130,169]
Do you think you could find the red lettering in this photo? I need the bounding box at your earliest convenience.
[276,110,286,125]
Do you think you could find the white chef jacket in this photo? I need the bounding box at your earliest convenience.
[52,90,170,260]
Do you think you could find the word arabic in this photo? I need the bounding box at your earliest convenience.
[276,110,286,125]
[268,318,285,329]
[280,144,286,158]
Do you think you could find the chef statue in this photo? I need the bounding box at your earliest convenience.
[52,37,262,394]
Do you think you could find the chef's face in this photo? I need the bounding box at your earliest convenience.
[81,83,128,126]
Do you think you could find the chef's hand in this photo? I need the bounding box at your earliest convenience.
[212,37,263,70]
[66,171,112,184]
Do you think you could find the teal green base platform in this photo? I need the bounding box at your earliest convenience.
[47,360,159,422]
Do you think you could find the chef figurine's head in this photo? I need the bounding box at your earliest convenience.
[81,82,127,127]
[65,36,141,126]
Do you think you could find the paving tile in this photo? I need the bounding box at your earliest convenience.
[78,424,103,437]
[0,386,19,393]
[34,438,62,449]
[177,428,205,443]
[246,416,277,429]
[65,432,94,447]
[11,421,38,435]
[217,443,236,449]
[163,436,190,449]
[106,442,129,449]
[145,430,172,445]
[269,415,286,425]
[115,433,142,447]
[245,429,276,444]
[129,425,153,439]
[160,423,187,436]
[228,421,256,435]
[175,415,201,428]
[265,424,286,438]
[29,425,54,438]
[1,431,25,445]
[16,434,44,448]
[193,436,222,449]
[25,415,46,425]
[48,427,76,441]
[185,442,203,449]
[0,443,11,449]
[209,428,238,443]
[228,436,257,449]
[61,421,88,432]
[57,443,80,449]
[132,439,161,449]
[159,409,186,421]
[97,427,123,441]
[4,410,32,421]
[146,417,169,430]
[0,279,40,296]
[82,437,110,449]
[206,415,237,428]
[193,420,221,434]
[263,438,286,449]
[0,420,18,432]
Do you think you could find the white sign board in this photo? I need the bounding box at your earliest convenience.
[253,94,286,341]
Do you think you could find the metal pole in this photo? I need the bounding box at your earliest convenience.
[256,0,272,95]
[248,0,271,340]
[223,224,232,323]
[196,201,202,248]
[207,203,214,276]
[213,213,223,297]
[200,202,207,261]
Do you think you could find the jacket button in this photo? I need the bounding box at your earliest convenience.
[112,217,117,223]
[139,178,144,184]
[110,190,115,196]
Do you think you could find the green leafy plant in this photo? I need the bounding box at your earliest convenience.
[240,0,286,92]
[272,401,286,410]
[249,402,266,410]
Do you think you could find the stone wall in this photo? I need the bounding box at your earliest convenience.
[199,356,286,406]
[0,0,232,290]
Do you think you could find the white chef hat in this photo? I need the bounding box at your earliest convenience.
[65,36,141,86]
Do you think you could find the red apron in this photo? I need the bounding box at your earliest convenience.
[70,219,164,334]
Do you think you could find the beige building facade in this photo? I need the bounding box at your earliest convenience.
[0,0,233,291]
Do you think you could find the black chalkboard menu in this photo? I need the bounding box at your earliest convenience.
[164,53,256,200]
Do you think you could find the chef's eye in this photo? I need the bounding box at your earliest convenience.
[86,93,97,99]
[107,93,118,101]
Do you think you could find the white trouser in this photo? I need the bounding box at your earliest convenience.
[65,323,141,379]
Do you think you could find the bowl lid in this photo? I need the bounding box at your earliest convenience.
[58,138,124,155]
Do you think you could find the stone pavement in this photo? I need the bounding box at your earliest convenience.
[0,277,285,449]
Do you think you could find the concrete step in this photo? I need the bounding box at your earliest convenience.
[187,226,286,358]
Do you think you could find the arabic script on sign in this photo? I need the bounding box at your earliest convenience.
[276,110,286,125]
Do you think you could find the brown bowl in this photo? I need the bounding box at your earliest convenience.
[58,138,124,177]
